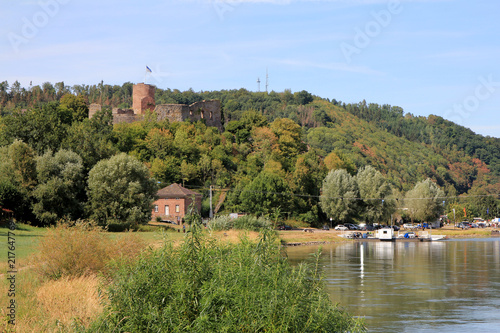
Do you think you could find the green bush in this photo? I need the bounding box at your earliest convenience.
[86,226,365,332]
[208,214,273,232]
[232,214,273,231]
[207,215,233,231]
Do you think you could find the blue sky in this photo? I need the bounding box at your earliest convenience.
[1,0,500,137]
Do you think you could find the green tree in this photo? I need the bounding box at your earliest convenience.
[404,178,445,223]
[2,102,69,154]
[59,93,89,123]
[150,157,181,185]
[62,110,117,172]
[324,150,357,175]
[239,171,291,218]
[32,149,85,225]
[294,90,314,105]
[0,140,38,222]
[270,118,306,170]
[356,166,395,224]
[87,153,158,226]
[320,169,359,224]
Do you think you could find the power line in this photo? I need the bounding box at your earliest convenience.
[182,185,498,202]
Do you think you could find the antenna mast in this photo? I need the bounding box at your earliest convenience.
[265,68,269,93]
[257,77,261,92]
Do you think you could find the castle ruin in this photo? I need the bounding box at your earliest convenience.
[89,83,223,131]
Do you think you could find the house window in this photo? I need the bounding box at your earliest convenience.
[175,205,180,213]
[165,205,170,216]
[154,205,158,213]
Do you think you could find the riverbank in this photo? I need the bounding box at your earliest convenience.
[278,225,499,246]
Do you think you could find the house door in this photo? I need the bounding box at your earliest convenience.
[165,205,170,216]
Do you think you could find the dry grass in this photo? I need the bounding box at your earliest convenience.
[31,224,148,279]
[209,229,261,244]
[34,274,103,331]
[2,273,104,333]
[278,229,345,244]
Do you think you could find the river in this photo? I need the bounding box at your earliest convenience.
[286,238,500,332]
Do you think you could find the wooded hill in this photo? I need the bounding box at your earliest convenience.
[0,80,498,225]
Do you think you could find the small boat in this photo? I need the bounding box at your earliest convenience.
[418,230,447,241]
[375,227,395,241]
[397,231,417,239]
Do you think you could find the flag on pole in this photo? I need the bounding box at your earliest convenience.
[146,66,152,73]
[463,207,467,217]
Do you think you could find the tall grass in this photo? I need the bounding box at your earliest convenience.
[208,214,273,232]
[32,222,147,279]
[86,225,366,332]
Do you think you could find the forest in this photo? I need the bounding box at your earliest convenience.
[0,80,499,227]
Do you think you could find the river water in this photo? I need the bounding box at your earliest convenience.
[286,238,500,332]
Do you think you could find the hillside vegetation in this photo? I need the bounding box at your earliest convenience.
[0,80,498,226]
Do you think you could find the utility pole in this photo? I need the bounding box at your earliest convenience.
[209,185,213,219]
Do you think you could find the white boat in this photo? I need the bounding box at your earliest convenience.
[418,230,447,241]
[375,227,395,241]
[397,231,417,239]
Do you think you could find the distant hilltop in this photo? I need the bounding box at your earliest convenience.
[89,83,223,131]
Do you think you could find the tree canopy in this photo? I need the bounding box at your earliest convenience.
[87,153,158,226]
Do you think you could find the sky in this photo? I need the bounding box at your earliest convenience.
[1,0,500,138]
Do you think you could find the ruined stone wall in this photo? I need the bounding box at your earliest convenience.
[155,104,189,123]
[90,84,222,130]
[187,100,222,131]
[112,108,143,124]
[132,83,155,114]
[88,103,102,118]
[155,100,222,130]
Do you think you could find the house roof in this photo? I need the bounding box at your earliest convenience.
[157,183,202,199]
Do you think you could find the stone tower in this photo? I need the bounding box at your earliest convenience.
[132,83,155,114]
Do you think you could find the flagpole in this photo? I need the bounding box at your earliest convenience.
[145,66,152,84]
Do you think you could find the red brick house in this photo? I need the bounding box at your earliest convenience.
[151,183,202,223]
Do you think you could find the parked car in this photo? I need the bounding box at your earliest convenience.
[403,223,416,229]
[346,223,359,230]
[456,222,470,229]
[334,224,348,231]
[361,224,375,231]
[322,225,330,230]
[390,225,400,231]
[279,225,292,230]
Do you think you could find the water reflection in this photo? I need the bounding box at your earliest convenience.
[286,239,500,333]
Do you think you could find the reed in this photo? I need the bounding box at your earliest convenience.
[87,225,366,332]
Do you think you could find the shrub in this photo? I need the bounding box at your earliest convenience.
[87,226,366,332]
[232,214,273,231]
[206,215,233,231]
[208,214,273,232]
[32,222,147,279]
